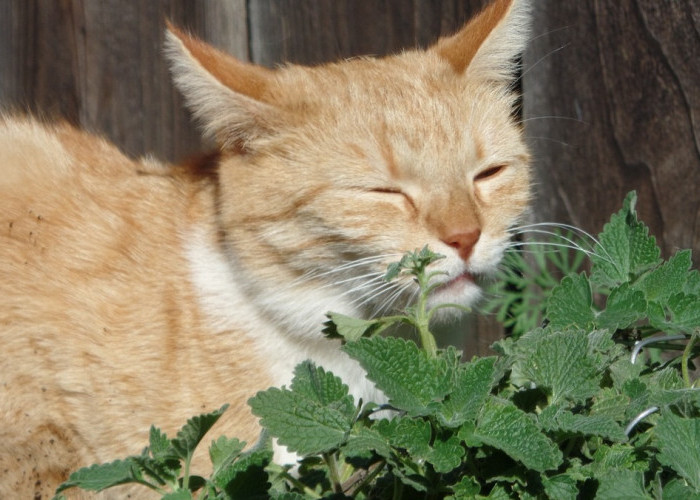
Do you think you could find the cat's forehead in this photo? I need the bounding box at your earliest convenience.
[273,52,463,110]
[268,53,522,177]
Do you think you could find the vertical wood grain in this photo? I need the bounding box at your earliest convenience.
[247,0,489,67]
[0,0,251,161]
[523,0,700,259]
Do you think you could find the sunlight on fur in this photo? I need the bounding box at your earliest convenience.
[0,0,531,497]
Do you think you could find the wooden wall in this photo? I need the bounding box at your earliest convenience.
[524,0,700,261]
[1,1,698,354]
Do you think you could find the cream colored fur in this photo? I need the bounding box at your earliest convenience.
[0,0,531,497]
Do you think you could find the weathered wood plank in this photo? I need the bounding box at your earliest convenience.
[248,0,489,66]
[0,0,251,162]
[523,0,700,259]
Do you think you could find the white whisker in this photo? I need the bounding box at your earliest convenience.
[351,281,402,309]
[520,42,570,80]
[509,228,592,253]
[506,240,599,260]
[335,275,389,300]
[309,271,386,293]
[290,253,400,286]
[518,115,584,125]
[371,280,416,318]
[511,222,600,246]
[524,135,572,148]
[509,222,614,264]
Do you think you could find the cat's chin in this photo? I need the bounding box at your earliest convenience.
[426,271,483,313]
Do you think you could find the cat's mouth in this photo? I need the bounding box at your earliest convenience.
[425,270,481,311]
[432,271,476,294]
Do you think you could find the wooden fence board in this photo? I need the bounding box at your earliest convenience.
[248,0,488,66]
[523,0,700,259]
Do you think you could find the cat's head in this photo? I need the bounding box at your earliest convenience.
[167,0,531,331]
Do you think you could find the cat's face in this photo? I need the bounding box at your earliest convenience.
[167,0,531,328]
[217,58,529,314]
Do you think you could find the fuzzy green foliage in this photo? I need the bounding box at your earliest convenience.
[56,192,700,499]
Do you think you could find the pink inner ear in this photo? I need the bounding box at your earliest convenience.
[167,23,274,101]
[435,0,513,73]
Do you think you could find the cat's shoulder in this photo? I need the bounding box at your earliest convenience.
[0,115,166,189]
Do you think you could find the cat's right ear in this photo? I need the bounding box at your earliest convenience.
[165,23,279,150]
[434,0,530,83]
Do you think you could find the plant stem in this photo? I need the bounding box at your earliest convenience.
[136,479,169,496]
[324,452,343,494]
[681,330,699,388]
[393,475,404,500]
[342,460,386,496]
[414,272,440,357]
[281,472,323,499]
[181,454,191,491]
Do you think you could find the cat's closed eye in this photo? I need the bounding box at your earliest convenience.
[474,164,507,182]
[369,187,416,209]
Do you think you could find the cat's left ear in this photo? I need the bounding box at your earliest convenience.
[433,0,530,83]
[165,23,281,150]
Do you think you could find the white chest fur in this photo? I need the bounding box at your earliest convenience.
[184,229,382,405]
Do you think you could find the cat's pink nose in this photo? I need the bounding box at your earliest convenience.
[442,229,481,262]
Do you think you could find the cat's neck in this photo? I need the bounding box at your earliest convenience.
[184,226,376,400]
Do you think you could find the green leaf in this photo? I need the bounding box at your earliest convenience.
[655,412,700,490]
[448,476,481,498]
[161,491,193,500]
[437,356,497,428]
[650,292,700,332]
[589,444,642,473]
[428,435,465,473]
[662,479,700,499]
[249,388,350,456]
[384,260,403,281]
[539,405,627,442]
[55,459,142,493]
[209,436,246,481]
[290,361,355,417]
[323,312,388,342]
[130,454,178,487]
[375,417,432,460]
[383,245,445,281]
[248,363,354,456]
[684,269,700,295]
[171,404,229,460]
[148,426,171,458]
[472,398,562,472]
[634,250,692,303]
[608,358,644,391]
[270,494,308,500]
[650,389,700,412]
[546,273,595,329]
[214,448,271,497]
[595,469,650,499]
[591,389,631,420]
[511,328,601,404]
[591,191,661,288]
[667,293,700,331]
[542,474,578,500]
[343,337,453,415]
[486,485,512,499]
[343,426,393,460]
[596,283,647,330]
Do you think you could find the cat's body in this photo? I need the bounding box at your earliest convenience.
[1,0,531,497]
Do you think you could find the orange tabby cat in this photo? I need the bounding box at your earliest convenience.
[0,0,530,497]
